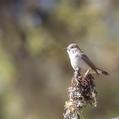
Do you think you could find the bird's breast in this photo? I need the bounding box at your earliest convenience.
[70,54,89,71]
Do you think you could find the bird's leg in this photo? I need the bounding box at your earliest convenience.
[74,68,80,77]
[74,68,81,85]
[82,68,91,80]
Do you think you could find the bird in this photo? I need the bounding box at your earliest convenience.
[66,43,109,76]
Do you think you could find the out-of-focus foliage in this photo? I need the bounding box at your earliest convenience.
[0,0,119,119]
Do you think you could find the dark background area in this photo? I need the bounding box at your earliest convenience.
[0,0,119,119]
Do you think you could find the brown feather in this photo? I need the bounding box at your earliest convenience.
[81,54,99,75]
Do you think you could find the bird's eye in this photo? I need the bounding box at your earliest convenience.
[71,46,74,49]
[71,45,76,49]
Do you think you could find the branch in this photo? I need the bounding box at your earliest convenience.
[63,70,97,119]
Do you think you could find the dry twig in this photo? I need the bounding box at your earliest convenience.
[63,70,97,119]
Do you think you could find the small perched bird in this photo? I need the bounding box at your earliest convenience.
[66,43,109,75]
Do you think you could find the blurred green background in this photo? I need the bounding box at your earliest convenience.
[0,0,119,119]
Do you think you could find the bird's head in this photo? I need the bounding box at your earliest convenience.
[66,43,81,56]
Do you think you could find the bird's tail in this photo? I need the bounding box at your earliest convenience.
[96,68,109,75]
[91,68,109,75]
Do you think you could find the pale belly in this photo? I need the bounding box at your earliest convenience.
[70,55,89,72]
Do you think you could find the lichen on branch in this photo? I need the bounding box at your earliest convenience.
[63,70,97,119]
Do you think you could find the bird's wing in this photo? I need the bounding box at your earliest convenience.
[81,53,99,75]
